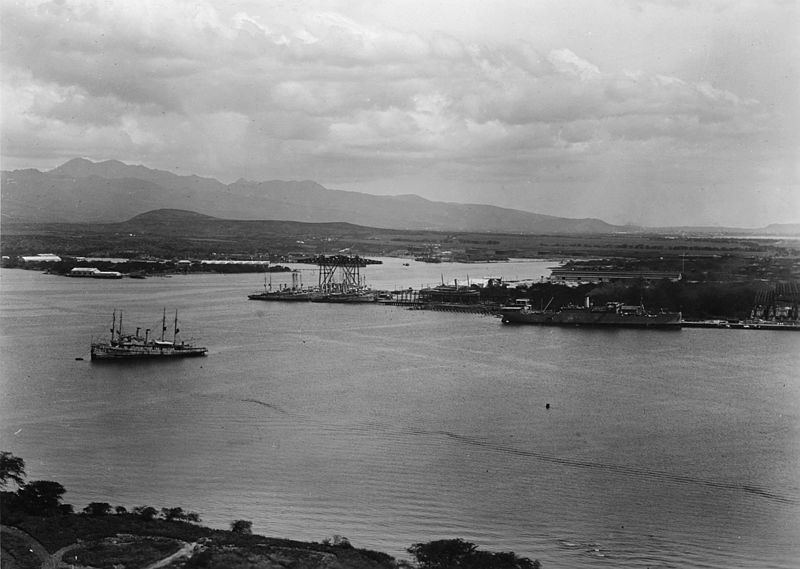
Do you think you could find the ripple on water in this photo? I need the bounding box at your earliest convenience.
[2,270,799,568]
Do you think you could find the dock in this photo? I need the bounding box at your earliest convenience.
[681,320,800,331]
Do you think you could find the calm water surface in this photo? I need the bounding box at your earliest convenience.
[1,260,798,568]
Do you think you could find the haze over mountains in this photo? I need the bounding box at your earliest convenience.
[2,158,797,235]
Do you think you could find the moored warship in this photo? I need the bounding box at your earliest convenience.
[91,309,208,360]
[500,297,681,328]
[248,270,319,301]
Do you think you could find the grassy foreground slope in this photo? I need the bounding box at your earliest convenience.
[2,513,395,569]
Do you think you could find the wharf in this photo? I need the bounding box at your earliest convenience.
[378,298,498,314]
[418,303,498,314]
[681,320,800,331]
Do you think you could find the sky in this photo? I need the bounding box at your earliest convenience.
[1,0,798,227]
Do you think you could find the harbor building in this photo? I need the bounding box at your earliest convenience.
[20,253,62,263]
[549,269,682,284]
[68,267,123,279]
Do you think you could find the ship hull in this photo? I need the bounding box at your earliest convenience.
[501,308,682,328]
[90,343,208,360]
[248,292,318,301]
[311,292,377,303]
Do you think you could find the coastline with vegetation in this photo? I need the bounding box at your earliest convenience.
[1,452,542,569]
[3,215,798,325]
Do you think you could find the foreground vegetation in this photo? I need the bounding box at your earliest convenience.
[1,452,541,569]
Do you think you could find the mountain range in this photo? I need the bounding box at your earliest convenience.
[2,158,797,235]
[0,158,624,233]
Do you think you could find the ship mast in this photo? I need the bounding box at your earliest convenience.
[111,310,116,342]
[173,309,179,343]
[160,308,166,342]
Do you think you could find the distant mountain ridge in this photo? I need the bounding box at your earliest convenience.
[1,158,626,233]
[1,158,795,235]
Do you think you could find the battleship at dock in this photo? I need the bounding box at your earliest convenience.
[500,297,682,328]
[248,257,384,303]
[248,270,320,301]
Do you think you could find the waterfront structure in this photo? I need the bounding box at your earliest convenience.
[418,283,481,305]
[549,269,681,284]
[20,253,61,263]
[68,267,123,278]
[752,282,800,322]
[303,255,379,302]
[249,255,383,303]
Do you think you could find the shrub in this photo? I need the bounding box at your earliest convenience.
[230,519,252,535]
[133,505,158,521]
[407,539,541,569]
[83,502,112,516]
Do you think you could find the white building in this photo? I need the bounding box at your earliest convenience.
[69,267,123,279]
[69,267,101,277]
[21,253,61,262]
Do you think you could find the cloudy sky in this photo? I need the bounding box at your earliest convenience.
[2,0,798,227]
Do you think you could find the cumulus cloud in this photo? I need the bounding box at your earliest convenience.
[1,0,796,225]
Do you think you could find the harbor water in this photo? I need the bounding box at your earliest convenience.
[1,260,798,568]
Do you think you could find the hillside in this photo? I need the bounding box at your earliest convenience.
[1,158,622,233]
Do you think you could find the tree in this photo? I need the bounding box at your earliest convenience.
[407,539,477,569]
[407,539,541,569]
[161,506,185,522]
[133,505,158,521]
[16,480,66,515]
[160,507,201,523]
[0,451,26,489]
[324,535,352,548]
[83,502,112,516]
[115,505,128,515]
[230,519,252,535]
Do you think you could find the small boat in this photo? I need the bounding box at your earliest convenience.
[91,309,208,360]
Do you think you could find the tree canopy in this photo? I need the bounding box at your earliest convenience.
[16,480,66,515]
[407,539,540,569]
[161,506,201,523]
[83,502,113,516]
[230,519,253,535]
[0,451,26,489]
[134,505,159,521]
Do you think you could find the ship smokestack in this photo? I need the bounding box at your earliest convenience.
[585,296,591,308]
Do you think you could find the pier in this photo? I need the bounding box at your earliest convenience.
[681,320,800,331]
